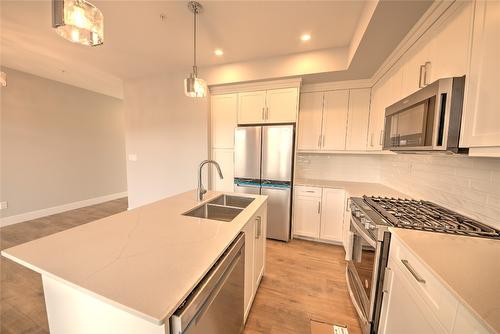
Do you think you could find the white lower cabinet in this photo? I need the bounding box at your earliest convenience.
[319,188,346,242]
[242,204,267,322]
[380,235,492,334]
[293,194,321,238]
[293,186,345,243]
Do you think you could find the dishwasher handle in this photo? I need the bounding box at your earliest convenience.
[170,233,245,333]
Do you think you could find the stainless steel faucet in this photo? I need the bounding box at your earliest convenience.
[197,160,224,201]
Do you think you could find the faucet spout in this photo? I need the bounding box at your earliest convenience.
[197,160,224,201]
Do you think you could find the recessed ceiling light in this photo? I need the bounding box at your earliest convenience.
[214,49,224,56]
[301,34,311,41]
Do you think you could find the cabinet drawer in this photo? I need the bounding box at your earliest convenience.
[294,186,322,198]
[390,236,459,333]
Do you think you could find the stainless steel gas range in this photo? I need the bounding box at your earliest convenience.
[346,196,500,334]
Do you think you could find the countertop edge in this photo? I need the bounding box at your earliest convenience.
[1,250,164,325]
[389,229,497,333]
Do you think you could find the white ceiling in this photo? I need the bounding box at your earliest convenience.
[1,0,366,79]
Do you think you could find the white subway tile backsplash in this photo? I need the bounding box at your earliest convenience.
[380,154,500,229]
[295,153,381,182]
[295,152,500,229]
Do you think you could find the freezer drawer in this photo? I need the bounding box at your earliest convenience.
[261,125,294,182]
[261,185,291,242]
[234,126,261,180]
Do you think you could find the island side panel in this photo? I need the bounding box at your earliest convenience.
[42,276,167,334]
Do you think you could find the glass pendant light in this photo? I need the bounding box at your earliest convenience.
[184,1,207,98]
[52,0,103,46]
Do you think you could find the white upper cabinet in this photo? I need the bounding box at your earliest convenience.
[461,0,500,149]
[211,94,237,148]
[319,188,345,242]
[298,89,369,152]
[346,88,371,150]
[266,88,299,123]
[426,2,472,83]
[401,37,432,98]
[238,90,267,124]
[322,90,350,150]
[238,88,298,124]
[298,92,324,151]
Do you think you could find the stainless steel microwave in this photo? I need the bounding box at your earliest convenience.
[383,76,466,153]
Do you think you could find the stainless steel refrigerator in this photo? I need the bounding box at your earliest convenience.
[233,124,294,242]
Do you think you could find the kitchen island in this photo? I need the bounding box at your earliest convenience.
[1,190,268,334]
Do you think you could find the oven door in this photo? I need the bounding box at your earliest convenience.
[346,216,381,334]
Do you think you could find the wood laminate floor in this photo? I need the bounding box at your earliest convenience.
[1,199,361,334]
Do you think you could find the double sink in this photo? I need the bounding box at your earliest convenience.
[183,194,255,222]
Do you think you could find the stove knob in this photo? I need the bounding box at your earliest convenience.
[355,211,363,218]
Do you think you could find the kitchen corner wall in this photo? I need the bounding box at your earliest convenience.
[380,155,500,230]
[123,71,208,209]
[295,153,382,182]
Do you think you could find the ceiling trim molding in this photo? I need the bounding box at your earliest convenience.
[301,79,372,93]
[209,77,302,95]
[370,0,456,86]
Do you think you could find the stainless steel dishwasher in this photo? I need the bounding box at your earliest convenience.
[170,233,245,334]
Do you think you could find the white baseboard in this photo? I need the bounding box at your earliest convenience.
[0,192,128,228]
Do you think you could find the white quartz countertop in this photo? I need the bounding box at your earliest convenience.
[294,178,409,198]
[1,190,267,325]
[391,228,500,333]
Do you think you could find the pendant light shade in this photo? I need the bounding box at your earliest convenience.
[52,0,103,46]
[0,71,7,87]
[184,1,207,98]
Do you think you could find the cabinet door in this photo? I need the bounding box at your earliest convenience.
[379,265,447,334]
[346,88,371,150]
[293,195,321,238]
[426,2,472,83]
[238,91,266,124]
[298,92,324,150]
[322,90,349,150]
[253,207,267,292]
[319,188,345,242]
[211,148,234,192]
[211,93,237,149]
[401,37,432,97]
[241,219,255,321]
[367,80,385,150]
[461,0,500,148]
[266,88,298,123]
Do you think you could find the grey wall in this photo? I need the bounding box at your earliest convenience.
[0,67,127,218]
[123,71,208,209]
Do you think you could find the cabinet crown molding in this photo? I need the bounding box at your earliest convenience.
[209,78,301,95]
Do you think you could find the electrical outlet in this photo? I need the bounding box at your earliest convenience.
[128,154,138,162]
[0,201,8,210]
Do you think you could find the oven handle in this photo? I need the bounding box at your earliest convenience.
[350,216,377,248]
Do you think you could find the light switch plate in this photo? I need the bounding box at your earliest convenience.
[0,201,8,210]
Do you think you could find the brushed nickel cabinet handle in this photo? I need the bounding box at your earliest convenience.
[322,135,325,147]
[266,107,269,121]
[423,61,431,86]
[318,135,322,148]
[255,216,262,238]
[379,130,384,146]
[419,64,425,88]
[401,259,426,284]
[317,201,321,214]
[261,107,265,120]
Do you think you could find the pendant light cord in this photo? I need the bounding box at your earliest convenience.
[193,6,197,76]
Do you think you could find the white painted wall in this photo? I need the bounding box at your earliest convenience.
[0,67,127,221]
[123,71,208,209]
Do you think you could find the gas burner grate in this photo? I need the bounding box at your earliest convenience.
[363,196,500,239]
